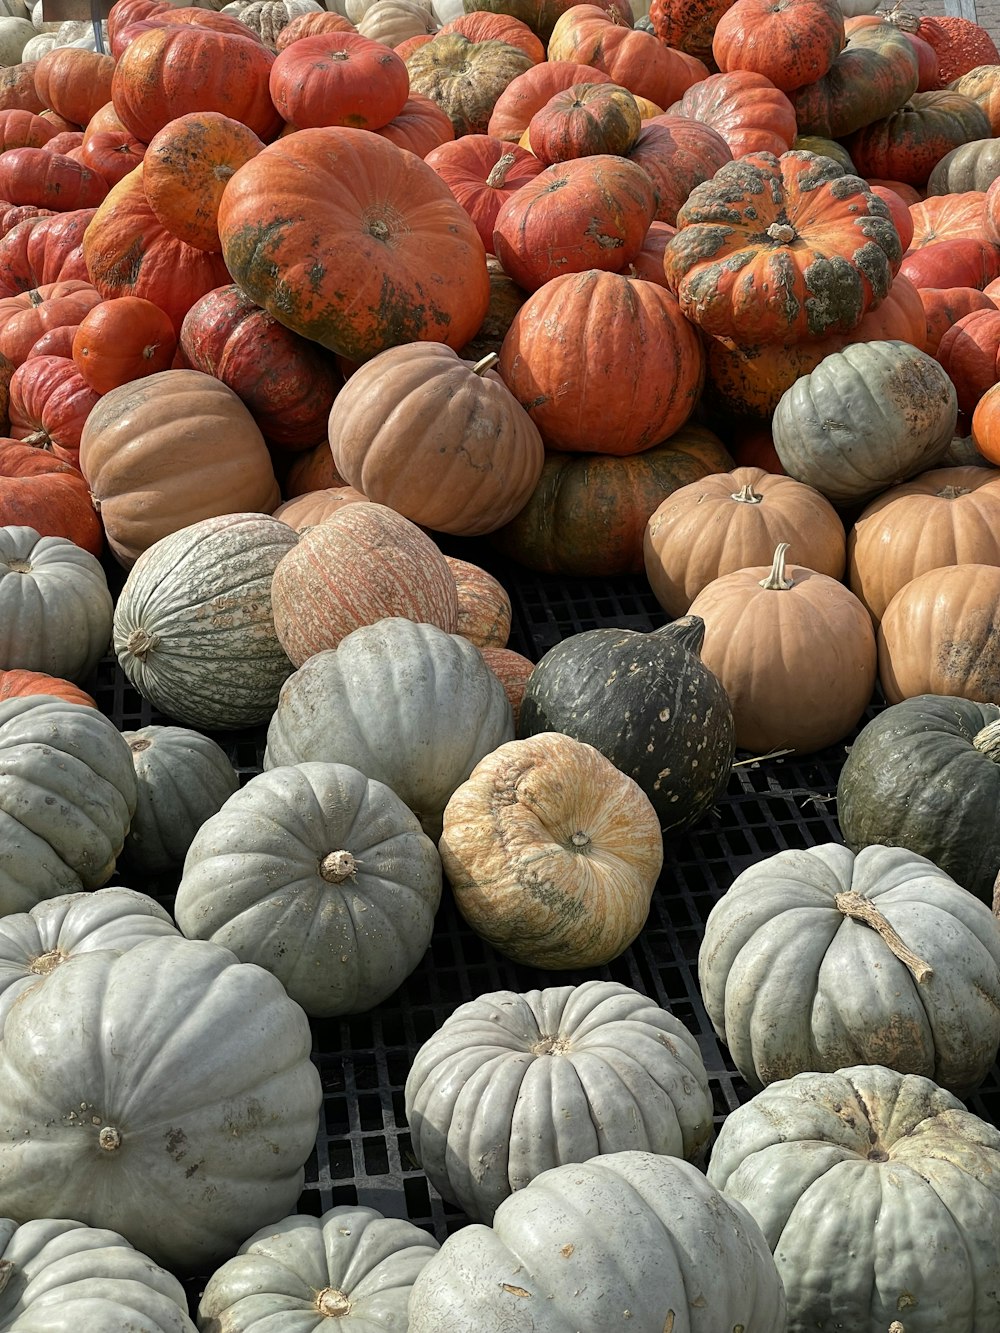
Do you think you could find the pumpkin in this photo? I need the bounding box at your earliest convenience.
[972,378,1000,465]
[837,695,1000,908]
[79,369,280,569]
[329,343,543,535]
[518,614,735,833]
[916,13,999,85]
[928,137,1000,195]
[218,127,490,363]
[440,731,662,969]
[404,33,534,137]
[179,284,340,450]
[0,108,56,152]
[0,526,111,684]
[24,323,78,361]
[0,935,322,1273]
[113,512,298,732]
[712,0,845,92]
[0,279,101,368]
[951,62,1000,136]
[707,1064,1000,1333]
[276,9,357,46]
[666,71,798,160]
[263,617,514,840]
[648,0,732,66]
[901,235,1000,292]
[937,307,1000,417]
[0,148,105,212]
[700,842,1000,1097]
[71,297,176,394]
[0,696,137,915]
[111,24,282,143]
[446,555,511,648]
[424,135,544,253]
[845,89,992,187]
[272,486,361,527]
[498,269,703,453]
[269,31,409,130]
[358,0,436,44]
[119,726,240,877]
[789,21,919,139]
[269,501,457,666]
[771,340,957,504]
[0,207,94,296]
[920,283,996,355]
[7,353,99,468]
[79,102,147,188]
[457,253,528,360]
[663,151,902,351]
[878,562,1000,704]
[282,441,346,497]
[0,1217,196,1332]
[0,440,101,555]
[626,114,732,227]
[479,644,533,726]
[176,761,442,1015]
[373,89,456,154]
[408,1152,786,1332]
[0,62,44,115]
[197,1206,439,1331]
[644,466,846,617]
[142,112,264,254]
[33,47,114,127]
[437,10,544,62]
[459,0,630,41]
[0,666,94,707]
[0,886,177,1030]
[488,424,735,576]
[687,543,877,754]
[526,81,641,164]
[847,465,1000,621]
[487,59,614,141]
[405,980,713,1223]
[910,189,988,248]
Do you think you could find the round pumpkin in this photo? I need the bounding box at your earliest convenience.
[269,30,410,130]
[487,59,615,142]
[424,134,544,253]
[687,543,877,754]
[788,21,919,140]
[79,368,281,569]
[928,136,1000,195]
[405,980,713,1224]
[271,486,362,528]
[845,89,991,187]
[0,440,101,556]
[712,0,845,92]
[0,666,94,708]
[175,761,442,1016]
[700,841,1000,1097]
[626,114,733,227]
[527,81,641,164]
[478,644,533,727]
[405,33,535,138]
[113,512,298,732]
[6,352,98,469]
[667,70,798,160]
[71,297,177,394]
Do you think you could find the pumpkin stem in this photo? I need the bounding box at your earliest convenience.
[834,889,934,983]
[29,948,67,976]
[472,352,500,376]
[320,850,357,883]
[126,628,158,660]
[569,831,591,851]
[730,482,764,505]
[758,543,794,590]
[531,1033,572,1055]
[315,1287,352,1317]
[937,485,971,499]
[486,152,518,188]
[98,1126,122,1151]
[0,1261,13,1295]
[129,737,152,753]
[766,221,796,244]
[973,719,1000,761]
[653,614,706,656]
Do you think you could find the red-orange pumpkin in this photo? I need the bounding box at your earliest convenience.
[268,32,409,131]
[845,90,991,187]
[648,0,733,67]
[276,11,357,49]
[712,0,845,92]
[899,237,1000,291]
[920,285,997,356]
[626,220,675,285]
[0,149,106,212]
[33,48,116,129]
[935,306,1000,416]
[0,110,57,153]
[627,114,732,226]
[71,296,177,393]
[0,667,96,707]
[7,353,101,469]
[79,101,146,188]
[373,92,455,156]
[0,208,94,296]
[0,438,102,554]
[437,11,544,63]
[487,60,614,142]
[0,64,44,116]
[26,323,78,360]
[667,70,797,159]
[0,279,102,367]
[424,135,544,252]
[526,82,641,164]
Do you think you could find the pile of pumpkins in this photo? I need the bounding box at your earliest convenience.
[2,0,1000,1326]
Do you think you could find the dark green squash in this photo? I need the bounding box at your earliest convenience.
[836,693,1000,905]
[517,615,735,834]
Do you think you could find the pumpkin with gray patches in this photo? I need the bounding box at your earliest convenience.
[662,149,901,350]
[175,761,442,1017]
[699,842,1000,1098]
[404,980,713,1224]
[772,339,957,504]
[708,1064,1000,1333]
[516,615,734,834]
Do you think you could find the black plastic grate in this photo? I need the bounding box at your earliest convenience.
[91,542,1000,1309]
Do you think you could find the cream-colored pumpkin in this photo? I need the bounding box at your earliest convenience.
[439,732,664,969]
[0,15,35,63]
[357,0,435,42]
[220,0,322,46]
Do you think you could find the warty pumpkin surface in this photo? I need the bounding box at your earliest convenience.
[789,21,919,138]
[845,88,992,186]
[626,114,732,227]
[711,0,845,92]
[405,33,535,137]
[663,150,902,350]
[217,126,490,362]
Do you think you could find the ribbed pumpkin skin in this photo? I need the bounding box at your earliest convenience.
[707,1065,1000,1333]
[113,513,297,732]
[627,114,733,227]
[487,60,615,142]
[440,732,662,969]
[269,32,409,131]
[264,618,514,839]
[0,1218,194,1333]
[424,134,545,253]
[0,441,102,556]
[498,270,704,455]
[218,127,490,363]
[0,668,95,708]
[446,555,511,648]
[664,151,902,350]
[271,487,362,528]
[846,89,992,187]
[405,34,535,138]
[0,936,322,1275]
[79,369,280,569]
[700,842,1000,1097]
[928,137,1000,196]
[0,697,137,914]
[517,616,734,834]
[790,22,919,139]
[712,0,844,92]
[0,527,112,684]
[176,762,443,1017]
[408,1152,786,1332]
[120,726,239,876]
[0,887,177,1032]
[666,71,798,160]
[197,1206,439,1331]
[405,980,713,1223]
[329,343,544,535]
[837,695,1000,905]
[771,340,957,504]
[270,502,458,667]
[527,81,641,164]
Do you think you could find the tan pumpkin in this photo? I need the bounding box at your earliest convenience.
[878,562,1000,704]
[478,644,533,726]
[357,0,435,43]
[643,466,846,617]
[269,500,459,666]
[848,465,1000,623]
[272,486,366,529]
[78,369,280,569]
[445,556,511,648]
[329,342,545,536]
[687,543,877,754]
[439,731,664,969]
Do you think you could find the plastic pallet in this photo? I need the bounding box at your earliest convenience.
[92,543,1000,1310]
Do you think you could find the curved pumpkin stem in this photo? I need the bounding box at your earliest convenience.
[973,719,1000,760]
[758,543,794,591]
[472,352,500,376]
[835,889,933,984]
[730,482,764,505]
[486,152,518,189]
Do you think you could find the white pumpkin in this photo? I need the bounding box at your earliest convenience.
[357,0,436,43]
[0,15,35,63]
[0,0,29,19]
[220,0,322,45]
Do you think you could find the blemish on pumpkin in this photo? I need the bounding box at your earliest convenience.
[501,1284,531,1298]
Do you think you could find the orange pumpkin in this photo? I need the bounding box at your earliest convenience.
[951,63,1000,136]
[920,285,996,357]
[527,82,641,164]
[936,306,1000,416]
[0,438,102,555]
[909,190,987,248]
[0,208,94,297]
[487,60,614,142]
[373,92,456,156]
[79,103,146,187]
[712,0,845,93]
[424,135,544,253]
[72,297,177,394]
[437,12,544,63]
[477,644,533,726]
[7,353,101,469]
[648,0,733,67]
[446,556,512,648]
[0,110,57,153]
[971,379,1000,465]
[268,32,409,131]
[0,667,96,707]
[627,114,732,226]
[33,48,116,129]
[0,279,102,367]
[667,70,797,159]
[272,486,363,528]
[275,11,357,49]
[0,149,106,212]
[0,64,45,116]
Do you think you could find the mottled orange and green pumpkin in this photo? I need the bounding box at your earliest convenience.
[790,22,918,139]
[663,149,903,350]
[405,34,535,138]
[845,90,991,187]
[217,126,490,362]
[527,83,641,165]
[487,60,615,142]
